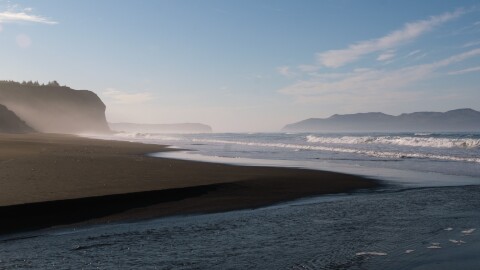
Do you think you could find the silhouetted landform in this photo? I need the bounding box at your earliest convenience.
[0,80,110,134]
[110,122,213,133]
[283,108,480,132]
[0,104,34,133]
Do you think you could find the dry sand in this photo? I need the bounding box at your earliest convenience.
[0,133,378,234]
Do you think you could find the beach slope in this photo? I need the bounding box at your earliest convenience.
[0,133,378,234]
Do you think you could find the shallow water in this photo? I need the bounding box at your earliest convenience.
[89,132,480,180]
[1,186,478,269]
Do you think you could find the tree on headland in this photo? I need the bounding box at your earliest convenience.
[47,80,60,87]
[0,80,63,87]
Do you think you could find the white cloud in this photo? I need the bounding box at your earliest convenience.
[102,88,154,104]
[377,50,396,61]
[462,40,480,48]
[276,65,294,77]
[280,67,430,98]
[407,49,421,57]
[434,48,480,67]
[280,48,480,102]
[316,9,464,68]
[0,11,57,24]
[448,66,480,75]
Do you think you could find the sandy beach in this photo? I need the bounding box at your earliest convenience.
[0,133,377,234]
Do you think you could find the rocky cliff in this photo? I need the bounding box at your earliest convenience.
[0,81,110,134]
[0,104,34,133]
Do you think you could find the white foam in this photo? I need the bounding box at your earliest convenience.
[356,252,387,256]
[461,228,476,234]
[306,135,480,149]
[449,239,466,244]
[405,250,415,254]
[444,227,454,231]
[427,242,442,249]
[191,138,480,164]
[113,132,182,141]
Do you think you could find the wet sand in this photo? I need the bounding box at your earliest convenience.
[0,133,378,234]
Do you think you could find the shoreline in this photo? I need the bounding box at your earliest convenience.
[0,133,379,235]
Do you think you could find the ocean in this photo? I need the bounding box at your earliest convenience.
[107,132,480,186]
[1,132,479,269]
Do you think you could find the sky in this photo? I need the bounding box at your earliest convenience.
[1,0,479,132]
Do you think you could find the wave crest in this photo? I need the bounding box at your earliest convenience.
[306,135,480,149]
[191,138,480,163]
[113,132,182,141]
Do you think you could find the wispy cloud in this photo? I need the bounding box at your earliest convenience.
[316,9,464,68]
[448,66,480,75]
[276,66,294,77]
[377,50,396,61]
[0,11,57,25]
[103,88,154,104]
[407,49,421,57]
[462,40,480,48]
[280,48,480,102]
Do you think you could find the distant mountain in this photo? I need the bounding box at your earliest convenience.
[0,104,35,133]
[0,81,110,134]
[110,122,213,133]
[283,108,480,132]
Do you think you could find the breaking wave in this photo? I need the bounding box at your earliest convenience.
[191,138,480,164]
[306,135,480,149]
[113,132,182,141]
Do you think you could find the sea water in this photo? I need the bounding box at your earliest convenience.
[99,132,480,185]
[1,132,479,269]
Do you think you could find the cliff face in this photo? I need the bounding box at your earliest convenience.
[0,104,34,133]
[0,82,110,134]
[283,109,480,132]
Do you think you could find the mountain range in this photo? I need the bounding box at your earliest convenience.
[283,108,480,132]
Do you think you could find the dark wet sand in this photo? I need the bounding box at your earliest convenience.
[0,133,378,234]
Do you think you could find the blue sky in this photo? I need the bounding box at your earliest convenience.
[1,0,479,131]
